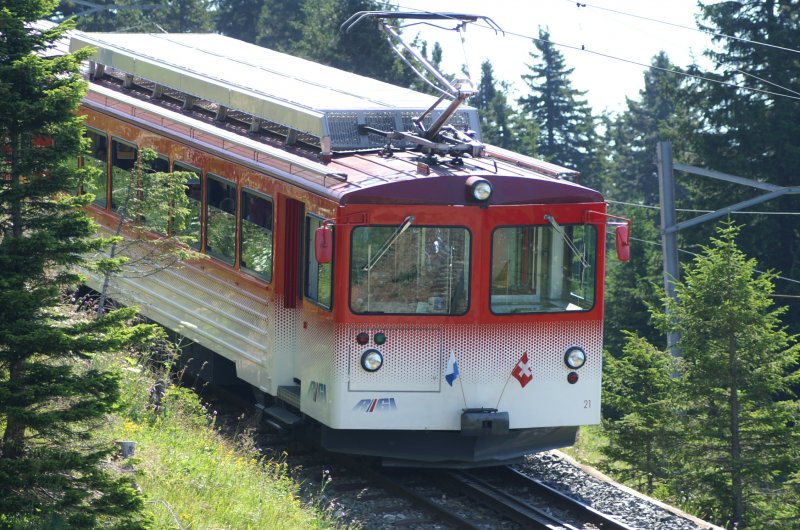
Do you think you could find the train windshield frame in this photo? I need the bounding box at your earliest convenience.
[490,224,598,314]
[349,224,471,315]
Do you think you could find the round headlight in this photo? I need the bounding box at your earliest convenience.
[564,347,586,369]
[472,180,492,201]
[361,349,383,372]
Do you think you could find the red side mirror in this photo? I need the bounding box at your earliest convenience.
[314,223,333,264]
[615,224,630,262]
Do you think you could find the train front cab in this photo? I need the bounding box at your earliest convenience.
[298,197,616,467]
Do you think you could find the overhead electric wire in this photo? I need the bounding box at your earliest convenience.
[608,200,800,216]
[629,237,800,286]
[564,0,800,58]
[734,68,800,98]
[561,0,800,99]
[394,3,800,103]
[516,30,800,102]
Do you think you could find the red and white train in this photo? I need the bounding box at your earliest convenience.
[70,26,628,467]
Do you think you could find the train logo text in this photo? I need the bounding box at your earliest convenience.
[353,398,397,413]
[308,381,327,403]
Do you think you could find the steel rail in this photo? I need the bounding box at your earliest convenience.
[485,466,638,530]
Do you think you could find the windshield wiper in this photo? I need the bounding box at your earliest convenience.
[544,214,590,270]
[363,215,415,272]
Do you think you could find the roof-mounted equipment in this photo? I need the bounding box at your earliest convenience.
[342,11,503,162]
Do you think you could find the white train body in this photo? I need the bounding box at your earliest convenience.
[74,31,611,466]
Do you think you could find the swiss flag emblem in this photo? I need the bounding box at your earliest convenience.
[512,352,533,388]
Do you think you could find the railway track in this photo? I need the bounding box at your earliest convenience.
[444,467,637,529]
[190,382,655,529]
[327,457,638,529]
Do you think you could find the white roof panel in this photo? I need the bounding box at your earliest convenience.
[69,32,481,151]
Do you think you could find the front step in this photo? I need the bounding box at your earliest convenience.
[256,384,303,429]
[257,403,303,427]
[277,384,301,409]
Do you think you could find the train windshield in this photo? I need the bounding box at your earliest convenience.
[350,226,470,315]
[491,224,597,314]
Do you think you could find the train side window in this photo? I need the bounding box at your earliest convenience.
[240,189,273,281]
[173,161,201,249]
[84,128,108,208]
[110,138,137,213]
[305,215,332,309]
[140,153,170,234]
[148,154,169,173]
[206,174,237,264]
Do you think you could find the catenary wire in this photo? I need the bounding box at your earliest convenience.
[608,200,800,216]
[393,3,800,103]
[564,0,800,57]
[516,31,800,102]
[629,237,800,286]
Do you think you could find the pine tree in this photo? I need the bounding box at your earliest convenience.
[517,28,602,187]
[148,0,214,33]
[605,52,694,205]
[689,2,800,330]
[213,0,264,42]
[602,333,677,495]
[0,5,157,527]
[216,0,418,88]
[602,207,664,355]
[253,0,306,53]
[657,221,800,529]
[58,0,213,32]
[473,60,520,150]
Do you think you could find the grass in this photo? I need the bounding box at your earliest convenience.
[562,424,608,468]
[97,352,346,530]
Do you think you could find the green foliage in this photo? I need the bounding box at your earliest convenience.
[517,27,603,187]
[687,2,800,329]
[122,149,195,242]
[603,206,664,356]
[241,220,273,278]
[58,0,214,33]
[293,0,414,87]
[214,0,267,43]
[0,5,157,527]
[604,52,695,205]
[602,222,800,527]
[214,0,416,88]
[657,221,800,528]
[472,60,524,150]
[98,352,342,529]
[602,334,677,495]
[95,148,200,313]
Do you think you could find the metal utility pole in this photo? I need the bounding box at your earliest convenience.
[656,140,800,354]
[657,142,680,355]
[657,142,679,303]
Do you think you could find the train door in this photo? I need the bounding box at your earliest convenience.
[282,196,304,309]
[271,195,304,397]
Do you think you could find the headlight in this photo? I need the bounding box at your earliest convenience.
[564,346,586,369]
[361,349,383,372]
[466,176,492,201]
[472,180,492,200]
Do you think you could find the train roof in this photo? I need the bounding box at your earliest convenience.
[69,32,480,153]
[70,31,601,207]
